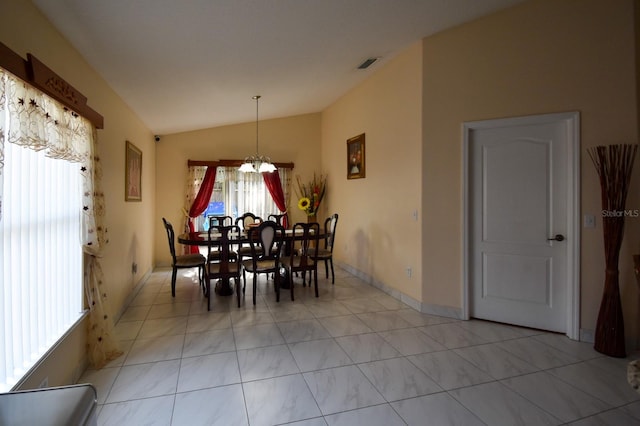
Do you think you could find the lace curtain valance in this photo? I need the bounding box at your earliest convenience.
[0,68,92,163]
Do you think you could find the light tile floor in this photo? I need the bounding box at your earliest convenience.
[80,266,640,425]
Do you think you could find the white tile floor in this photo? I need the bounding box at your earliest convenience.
[80,266,640,425]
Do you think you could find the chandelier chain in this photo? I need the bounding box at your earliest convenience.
[240,95,276,173]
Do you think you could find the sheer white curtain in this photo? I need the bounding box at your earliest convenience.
[222,167,291,221]
[232,167,274,218]
[82,127,122,369]
[0,68,120,391]
[183,166,292,231]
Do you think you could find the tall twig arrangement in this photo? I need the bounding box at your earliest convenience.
[588,144,637,357]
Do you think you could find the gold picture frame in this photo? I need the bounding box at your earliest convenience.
[125,140,142,201]
[347,133,365,179]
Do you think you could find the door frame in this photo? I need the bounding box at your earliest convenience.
[462,112,581,340]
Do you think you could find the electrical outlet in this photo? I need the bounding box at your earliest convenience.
[584,214,596,228]
[406,267,412,278]
[39,376,48,388]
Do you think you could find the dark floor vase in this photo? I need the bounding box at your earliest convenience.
[594,269,626,357]
[588,144,637,359]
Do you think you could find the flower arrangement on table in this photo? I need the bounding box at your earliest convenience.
[296,173,326,217]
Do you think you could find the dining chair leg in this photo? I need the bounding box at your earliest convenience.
[329,258,335,284]
[171,268,177,297]
[275,269,280,302]
[236,277,241,308]
[252,274,258,305]
[206,277,211,311]
[290,270,295,301]
[324,261,329,279]
[314,269,319,298]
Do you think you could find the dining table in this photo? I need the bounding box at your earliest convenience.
[178,227,323,296]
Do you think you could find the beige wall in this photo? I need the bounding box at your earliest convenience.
[1,0,155,387]
[155,113,322,265]
[321,42,424,303]
[420,0,639,343]
[2,0,639,391]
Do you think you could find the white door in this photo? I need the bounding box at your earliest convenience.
[465,113,579,334]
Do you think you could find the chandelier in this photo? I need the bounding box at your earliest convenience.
[239,95,277,173]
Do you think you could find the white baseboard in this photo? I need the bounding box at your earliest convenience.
[420,302,463,319]
[580,328,595,344]
[115,267,153,322]
[337,262,460,320]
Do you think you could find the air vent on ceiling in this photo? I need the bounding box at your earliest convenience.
[357,57,380,70]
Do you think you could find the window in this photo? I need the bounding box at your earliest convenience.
[0,67,93,392]
[0,142,84,392]
[195,167,287,231]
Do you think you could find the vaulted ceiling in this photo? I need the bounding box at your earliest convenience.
[33,0,523,135]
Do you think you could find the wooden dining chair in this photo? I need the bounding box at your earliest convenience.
[207,224,242,309]
[281,222,321,300]
[241,220,285,305]
[235,212,262,231]
[309,213,339,284]
[268,213,289,229]
[162,218,207,297]
[207,216,238,263]
[235,212,264,264]
[208,215,233,227]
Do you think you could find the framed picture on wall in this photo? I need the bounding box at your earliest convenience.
[125,140,142,201]
[347,133,365,179]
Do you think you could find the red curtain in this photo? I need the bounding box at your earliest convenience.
[263,170,288,228]
[187,165,217,252]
